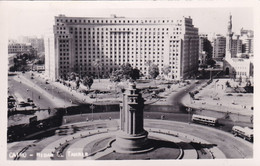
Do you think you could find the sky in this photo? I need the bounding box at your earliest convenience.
[1,2,254,39]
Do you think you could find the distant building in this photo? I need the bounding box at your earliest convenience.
[33,64,45,71]
[8,42,33,54]
[240,28,253,55]
[199,33,212,64]
[8,53,16,68]
[199,51,207,65]
[230,35,242,58]
[212,34,226,60]
[224,14,253,81]
[45,14,199,81]
[18,36,45,53]
[199,33,208,53]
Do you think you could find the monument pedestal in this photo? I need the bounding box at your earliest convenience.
[113,130,153,154]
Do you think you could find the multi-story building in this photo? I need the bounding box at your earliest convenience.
[198,33,208,53]
[212,34,226,60]
[230,35,242,58]
[224,15,253,81]
[240,28,253,55]
[18,36,45,53]
[45,14,199,81]
[8,42,33,54]
[199,33,212,64]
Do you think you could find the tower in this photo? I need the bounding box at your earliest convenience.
[226,14,233,60]
[113,82,152,153]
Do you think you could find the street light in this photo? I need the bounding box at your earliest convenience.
[27,89,33,101]
[90,104,95,121]
[186,107,192,124]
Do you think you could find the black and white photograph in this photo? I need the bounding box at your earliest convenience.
[1,0,259,165]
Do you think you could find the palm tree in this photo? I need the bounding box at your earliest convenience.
[92,58,102,82]
[145,60,153,79]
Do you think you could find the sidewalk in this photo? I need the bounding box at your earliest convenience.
[181,79,253,116]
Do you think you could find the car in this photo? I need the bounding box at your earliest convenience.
[195,81,200,84]
[27,98,33,102]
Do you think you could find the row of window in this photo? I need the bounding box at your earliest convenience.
[67,27,179,31]
[57,18,183,24]
[73,35,168,39]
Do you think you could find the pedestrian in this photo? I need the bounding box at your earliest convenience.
[38,95,41,99]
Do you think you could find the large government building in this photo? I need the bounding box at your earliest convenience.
[45,14,199,81]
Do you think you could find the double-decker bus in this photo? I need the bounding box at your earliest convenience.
[231,126,253,142]
[191,114,218,126]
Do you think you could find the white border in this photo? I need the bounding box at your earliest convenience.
[0,0,259,166]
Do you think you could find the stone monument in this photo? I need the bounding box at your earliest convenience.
[113,82,153,153]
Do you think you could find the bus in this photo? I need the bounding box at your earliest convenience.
[231,126,253,142]
[191,114,218,126]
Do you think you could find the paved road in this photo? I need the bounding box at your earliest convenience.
[144,119,252,159]
[7,119,252,160]
[8,72,79,109]
[166,80,207,106]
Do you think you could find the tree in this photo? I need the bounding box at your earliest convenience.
[162,65,171,78]
[68,72,78,81]
[244,80,253,93]
[149,64,159,79]
[92,59,102,82]
[120,63,133,79]
[82,76,94,89]
[238,75,242,85]
[110,70,122,83]
[62,74,68,81]
[226,81,231,87]
[189,92,195,100]
[203,39,213,60]
[206,59,216,67]
[110,63,140,82]
[75,79,80,89]
[9,66,16,72]
[131,68,140,80]
[145,60,153,67]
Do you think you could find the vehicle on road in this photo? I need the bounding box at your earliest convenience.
[191,114,218,126]
[231,126,253,142]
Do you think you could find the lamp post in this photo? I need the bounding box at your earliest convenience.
[27,89,33,101]
[90,104,95,121]
[186,107,192,124]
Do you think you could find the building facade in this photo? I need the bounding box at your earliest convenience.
[240,29,254,55]
[199,33,212,65]
[45,14,199,81]
[230,35,242,58]
[224,15,253,80]
[212,34,226,60]
[8,42,33,54]
[18,36,45,53]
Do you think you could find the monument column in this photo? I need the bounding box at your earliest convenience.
[113,82,153,153]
